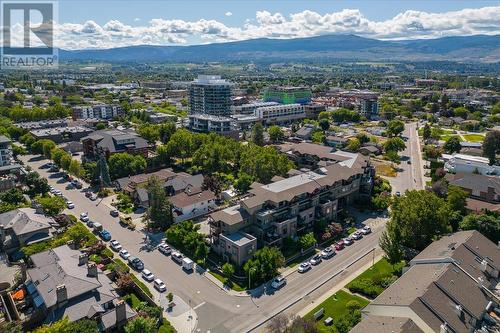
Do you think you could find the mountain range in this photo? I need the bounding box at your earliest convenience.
[58,34,499,63]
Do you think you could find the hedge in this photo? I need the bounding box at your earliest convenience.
[130,274,153,298]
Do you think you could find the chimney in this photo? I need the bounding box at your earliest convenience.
[115,299,126,325]
[78,253,88,266]
[440,323,448,333]
[56,284,67,305]
[454,304,464,320]
[87,263,98,278]
[480,259,488,273]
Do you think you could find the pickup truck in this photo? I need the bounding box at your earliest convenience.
[119,216,136,230]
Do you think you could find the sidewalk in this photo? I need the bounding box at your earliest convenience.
[156,293,198,333]
[296,252,384,317]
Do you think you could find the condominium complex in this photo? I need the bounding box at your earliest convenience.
[231,102,279,115]
[254,103,306,124]
[0,135,12,167]
[209,150,373,266]
[72,104,124,120]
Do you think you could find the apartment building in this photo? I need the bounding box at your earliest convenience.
[254,103,306,125]
[209,153,373,266]
[81,129,149,159]
[30,126,94,144]
[231,102,279,115]
[351,231,500,333]
[263,86,312,105]
[0,135,13,167]
[72,104,124,120]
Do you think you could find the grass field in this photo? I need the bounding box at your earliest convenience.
[304,290,369,332]
[462,134,484,142]
[122,293,142,309]
[208,270,246,292]
[375,164,397,177]
[440,134,463,142]
[347,258,403,284]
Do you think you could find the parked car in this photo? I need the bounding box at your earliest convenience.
[395,191,401,197]
[54,190,62,197]
[90,194,98,201]
[80,212,89,222]
[154,279,166,292]
[171,251,183,264]
[142,269,155,282]
[298,262,312,273]
[320,247,335,259]
[271,276,286,289]
[128,257,144,271]
[335,241,345,251]
[361,226,372,235]
[86,220,94,228]
[158,243,171,255]
[66,201,75,209]
[110,209,119,217]
[99,230,111,241]
[344,237,353,246]
[92,222,103,232]
[310,254,322,265]
[351,231,362,240]
[85,192,92,198]
[110,240,122,251]
[119,249,131,260]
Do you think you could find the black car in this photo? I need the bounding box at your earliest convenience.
[128,257,144,271]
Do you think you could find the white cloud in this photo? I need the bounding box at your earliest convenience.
[225,11,232,17]
[21,6,500,49]
[134,18,141,22]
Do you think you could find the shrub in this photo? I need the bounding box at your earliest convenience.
[130,273,153,298]
[158,319,176,333]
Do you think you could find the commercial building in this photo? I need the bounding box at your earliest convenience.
[72,104,124,120]
[443,153,500,176]
[351,231,500,333]
[0,135,13,167]
[231,102,279,115]
[209,151,373,266]
[16,119,68,130]
[30,126,94,144]
[25,245,136,330]
[263,86,312,105]
[254,103,306,125]
[81,129,149,159]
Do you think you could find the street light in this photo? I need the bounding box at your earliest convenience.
[248,267,256,290]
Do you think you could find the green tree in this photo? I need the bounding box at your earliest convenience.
[346,138,360,152]
[124,316,158,333]
[145,176,173,230]
[159,122,176,143]
[299,232,316,249]
[234,173,253,194]
[222,262,235,280]
[25,172,50,195]
[268,125,284,143]
[69,159,83,177]
[137,124,160,143]
[384,150,400,164]
[443,136,462,154]
[482,130,500,165]
[50,148,66,167]
[318,118,330,131]
[383,137,406,153]
[243,247,285,286]
[447,185,468,216]
[108,153,146,179]
[31,317,98,333]
[379,228,404,264]
[37,196,66,216]
[42,140,56,158]
[460,212,500,243]
[165,129,194,164]
[422,123,432,141]
[386,120,405,137]
[252,123,265,146]
[311,130,325,143]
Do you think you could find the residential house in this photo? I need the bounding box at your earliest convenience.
[443,153,500,175]
[169,187,216,223]
[324,135,348,149]
[352,231,500,333]
[25,245,136,331]
[209,155,373,265]
[81,129,149,160]
[359,145,381,156]
[445,173,500,213]
[0,208,54,255]
[294,124,316,140]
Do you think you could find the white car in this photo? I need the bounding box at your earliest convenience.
[310,254,322,266]
[119,249,131,260]
[158,243,171,255]
[361,226,372,235]
[54,190,62,196]
[142,269,155,282]
[351,231,362,240]
[110,240,122,252]
[298,262,312,273]
[154,279,166,292]
[171,251,183,264]
[344,237,353,246]
[66,201,75,209]
[80,212,89,222]
[271,276,286,289]
[320,247,335,259]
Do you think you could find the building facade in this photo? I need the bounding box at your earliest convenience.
[189,75,233,117]
[72,104,124,120]
[263,86,312,105]
[0,135,13,167]
[255,103,306,125]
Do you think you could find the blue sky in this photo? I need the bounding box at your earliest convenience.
[12,1,498,49]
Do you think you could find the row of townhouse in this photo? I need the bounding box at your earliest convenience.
[72,104,124,120]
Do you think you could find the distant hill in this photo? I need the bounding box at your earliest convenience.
[58,34,500,63]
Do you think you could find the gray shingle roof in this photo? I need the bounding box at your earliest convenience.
[0,208,52,236]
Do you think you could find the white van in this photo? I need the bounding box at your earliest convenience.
[182,258,194,271]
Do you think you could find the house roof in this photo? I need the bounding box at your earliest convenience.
[0,208,53,236]
[0,135,11,144]
[82,129,148,153]
[169,189,215,208]
[351,315,424,333]
[446,173,500,197]
[465,198,500,212]
[210,205,249,226]
[115,168,176,190]
[164,173,204,193]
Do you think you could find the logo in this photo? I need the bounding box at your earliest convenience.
[1,0,58,69]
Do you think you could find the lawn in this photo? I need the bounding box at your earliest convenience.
[462,134,484,142]
[304,290,369,332]
[122,293,142,309]
[346,258,405,299]
[440,134,463,142]
[208,270,246,292]
[375,164,397,177]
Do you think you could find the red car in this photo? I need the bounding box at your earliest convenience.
[335,241,345,251]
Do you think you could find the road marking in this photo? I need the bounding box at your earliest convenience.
[193,301,206,310]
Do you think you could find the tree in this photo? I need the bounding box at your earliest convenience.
[379,228,404,264]
[387,190,451,251]
[69,159,83,177]
[422,123,431,142]
[60,154,72,171]
[243,247,285,286]
[159,122,176,143]
[137,124,160,143]
[25,172,50,195]
[443,136,462,154]
[482,130,500,165]
[266,314,290,333]
[386,120,404,137]
[0,188,25,205]
[37,196,66,216]
[124,316,158,333]
[447,185,468,216]
[268,125,284,143]
[165,221,209,262]
[299,232,316,249]
[383,137,406,153]
[31,317,98,333]
[145,176,173,230]
[252,123,265,146]
[286,316,319,333]
[234,173,253,194]
[384,150,400,164]
[460,212,500,243]
[346,138,360,152]
[165,129,194,164]
[108,153,146,179]
[42,140,56,158]
[0,321,22,333]
[222,262,235,280]
[319,118,330,131]
[311,130,325,143]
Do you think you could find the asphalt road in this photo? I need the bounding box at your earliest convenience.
[22,154,386,333]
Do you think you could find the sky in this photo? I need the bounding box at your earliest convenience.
[6,0,500,49]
